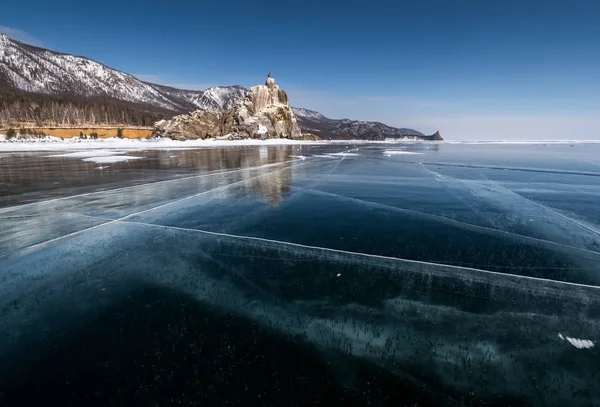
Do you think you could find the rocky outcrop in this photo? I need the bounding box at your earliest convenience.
[430,131,443,141]
[152,76,305,141]
[153,110,222,141]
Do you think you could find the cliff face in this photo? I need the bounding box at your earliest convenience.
[152,77,304,141]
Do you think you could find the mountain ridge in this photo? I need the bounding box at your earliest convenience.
[291,107,441,141]
[0,34,441,140]
[0,34,245,115]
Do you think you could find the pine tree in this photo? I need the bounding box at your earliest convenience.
[116,128,124,139]
[6,127,16,139]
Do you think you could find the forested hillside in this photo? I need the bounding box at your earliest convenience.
[0,92,166,127]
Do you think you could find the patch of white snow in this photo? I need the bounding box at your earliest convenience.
[566,337,595,349]
[45,150,128,158]
[558,333,595,349]
[82,155,143,163]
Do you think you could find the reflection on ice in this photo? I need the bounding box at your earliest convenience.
[0,146,324,207]
[0,146,342,254]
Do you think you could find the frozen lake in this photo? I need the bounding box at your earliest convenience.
[1,142,600,405]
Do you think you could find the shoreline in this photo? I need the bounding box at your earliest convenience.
[0,137,330,152]
[1,137,600,153]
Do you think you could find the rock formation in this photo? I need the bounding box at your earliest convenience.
[152,76,307,141]
[430,131,443,141]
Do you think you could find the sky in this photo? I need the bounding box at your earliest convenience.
[1,0,599,140]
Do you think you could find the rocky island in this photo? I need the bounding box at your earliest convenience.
[152,75,316,141]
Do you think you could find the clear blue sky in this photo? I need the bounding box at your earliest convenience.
[1,0,599,140]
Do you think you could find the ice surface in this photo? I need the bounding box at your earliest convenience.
[0,137,326,152]
[2,220,600,405]
[444,140,600,145]
[10,138,600,154]
[327,152,361,156]
[383,150,423,155]
[422,165,600,253]
[3,143,600,405]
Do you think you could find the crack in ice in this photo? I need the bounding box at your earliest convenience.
[273,182,600,260]
[112,220,600,291]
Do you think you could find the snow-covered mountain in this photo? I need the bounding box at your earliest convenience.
[292,107,327,121]
[0,34,244,114]
[188,86,247,111]
[146,82,247,112]
[292,107,441,140]
[0,33,440,139]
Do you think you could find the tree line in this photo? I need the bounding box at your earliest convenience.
[0,92,168,128]
[3,127,123,140]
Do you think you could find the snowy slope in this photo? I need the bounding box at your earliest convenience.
[0,34,245,114]
[292,107,327,121]
[0,34,188,111]
[189,86,247,111]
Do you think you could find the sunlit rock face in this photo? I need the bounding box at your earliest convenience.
[251,76,289,111]
[153,110,222,141]
[152,76,304,141]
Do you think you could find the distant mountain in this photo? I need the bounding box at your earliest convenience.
[143,82,247,113]
[292,107,441,141]
[0,33,440,140]
[0,34,187,111]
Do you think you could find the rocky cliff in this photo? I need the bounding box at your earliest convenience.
[152,76,305,140]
